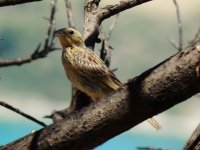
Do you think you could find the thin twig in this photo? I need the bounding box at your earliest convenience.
[44,0,57,50]
[173,0,183,51]
[188,28,200,47]
[0,47,60,67]
[0,101,47,127]
[65,0,75,28]
[107,13,119,40]
[100,39,111,67]
[171,0,183,51]
[0,0,59,68]
[100,14,119,67]
[167,37,179,50]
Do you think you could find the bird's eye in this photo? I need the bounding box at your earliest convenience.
[69,31,74,35]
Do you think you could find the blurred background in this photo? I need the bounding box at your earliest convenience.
[0,0,199,149]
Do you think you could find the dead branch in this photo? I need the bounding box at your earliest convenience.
[168,0,183,51]
[83,0,152,49]
[0,46,60,67]
[99,0,152,21]
[0,0,59,67]
[83,0,101,49]
[1,35,200,150]
[107,14,119,40]
[172,0,183,51]
[64,0,75,28]
[100,14,119,67]
[0,101,46,127]
[0,0,42,7]
[43,0,57,49]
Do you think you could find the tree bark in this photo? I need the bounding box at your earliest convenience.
[1,37,200,150]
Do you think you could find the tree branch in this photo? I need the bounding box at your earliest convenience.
[0,0,59,67]
[172,0,183,51]
[100,14,119,67]
[0,0,42,7]
[64,0,75,28]
[168,0,183,51]
[1,35,200,150]
[83,0,101,49]
[0,46,60,67]
[99,0,152,22]
[83,0,152,50]
[0,101,47,127]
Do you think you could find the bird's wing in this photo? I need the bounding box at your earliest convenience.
[67,47,121,85]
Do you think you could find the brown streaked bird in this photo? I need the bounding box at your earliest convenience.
[55,28,161,130]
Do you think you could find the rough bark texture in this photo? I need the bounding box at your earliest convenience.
[83,0,101,49]
[1,40,200,150]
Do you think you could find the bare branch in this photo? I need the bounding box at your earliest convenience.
[83,0,151,49]
[83,0,102,49]
[84,0,101,12]
[0,101,47,127]
[2,36,200,150]
[167,37,179,50]
[44,0,57,49]
[107,13,119,40]
[172,0,183,51]
[99,0,152,22]
[0,0,42,7]
[0,46,60,67]
[100,14,119,67]
[100,39,111,67]
[183,123,200,150]
[0,0,59,67]
[64,0,75,28]
[188,28,200,47]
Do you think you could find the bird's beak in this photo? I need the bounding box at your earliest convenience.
[55,29,65,36]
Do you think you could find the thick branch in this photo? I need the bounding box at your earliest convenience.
[83,0,101,49]
[83,0,152,50]
[0,0,42,7]
[99,0,152,22]
[2,38,200,150]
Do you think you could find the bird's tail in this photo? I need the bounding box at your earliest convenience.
[147,118,161,130]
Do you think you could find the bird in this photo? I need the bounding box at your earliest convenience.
[55,28,161,130]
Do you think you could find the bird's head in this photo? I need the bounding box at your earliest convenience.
[55,28,84,49]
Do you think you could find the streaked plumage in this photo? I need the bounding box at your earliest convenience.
[55,28,161,130]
